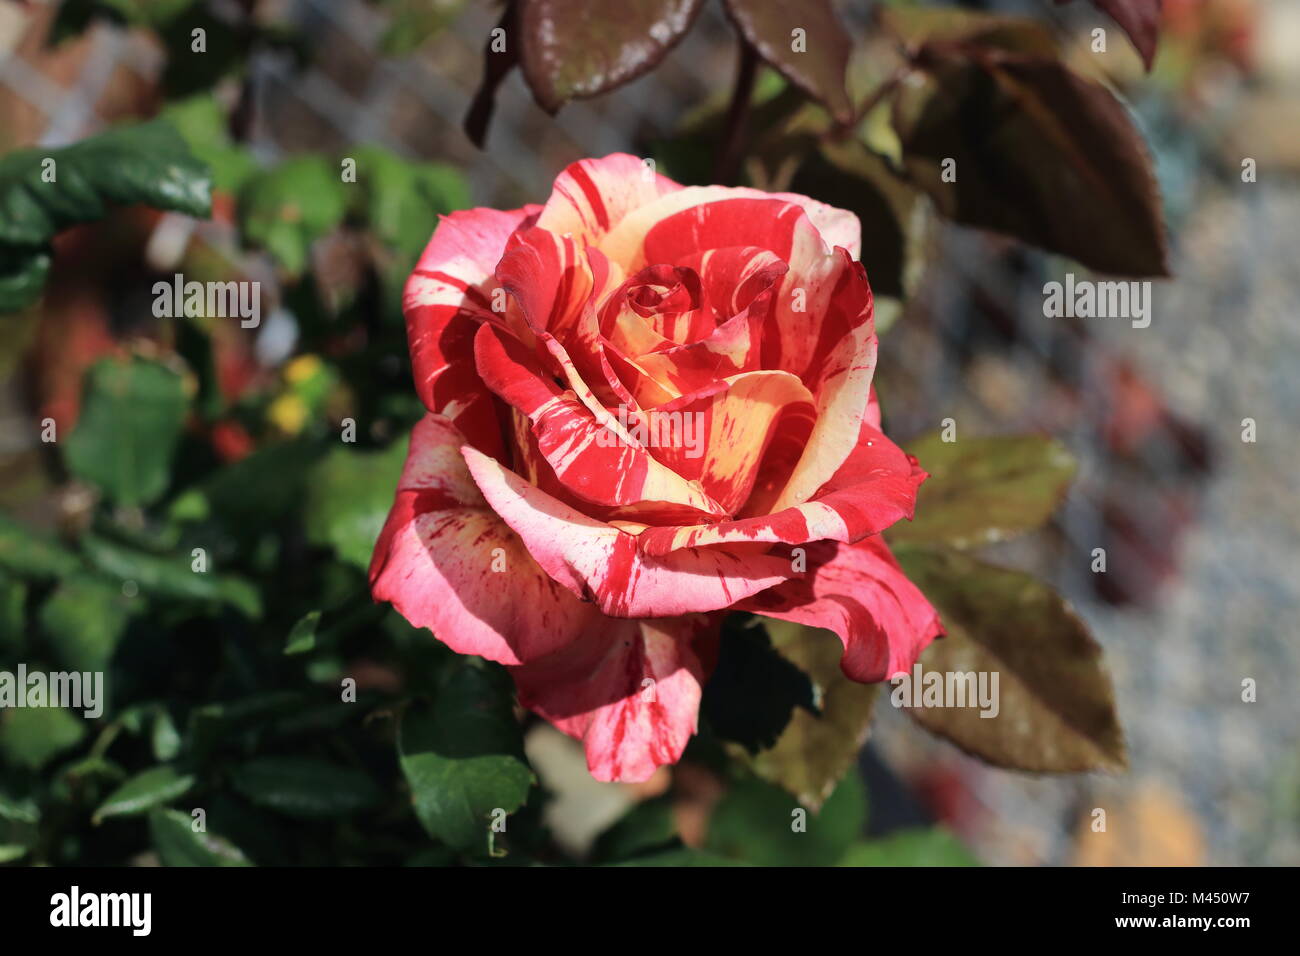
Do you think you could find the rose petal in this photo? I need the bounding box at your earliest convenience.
[639,420,925,554]
[403,205,541,454]
[510,615,712,782]
[462,445,793,618]
[369,415,599,666]
[474,322,728,521]
[535,153,682,248]
[738,536,944,683]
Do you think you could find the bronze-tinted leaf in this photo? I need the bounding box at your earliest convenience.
[892,46,1169,277]
[519,0,706,113]
[723,0,852,124]
[893,546,1126,773]
[1059,0,1162,70]
[877,5,1059,58]
[887,432,1077,549]
[729,620,879,811]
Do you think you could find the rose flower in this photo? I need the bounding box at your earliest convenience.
[370,154,942,781]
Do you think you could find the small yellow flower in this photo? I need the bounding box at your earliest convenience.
[267,393,309,435]
[284,354,323,386]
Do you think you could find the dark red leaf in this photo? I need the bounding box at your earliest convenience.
[518,0,706,113]
[723,0,853,124]
[893,45,1169,277]
[1059,0,1163,70]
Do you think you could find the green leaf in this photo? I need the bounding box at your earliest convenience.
[0,118,211,247]
[0,707,85,771]
[838,827,980,866]
[304,438,408,570]
[231,756,381,819]
[0,512,81,581]
[892,47,1169,276]
[0,245,50,314]
[0,119,211,313]
[591,795,679,863]
[350,146,469,264]
[0,571,28,654]
[239,156,348,276]
[149,808,252,866]
[39,573,132,673]
[93,764,196,823]
[705,772,866,866]
[519,0,706,113]
[731,620,880,811]
[380,0,468,55]
[284,610,322,655]
[701,614,815,755]
[724,0,852,123]
[151,709,182,762]
[81,533,261,618]
[609,848,751,867]
[0,816,37,864]
[63,357,189,507]
[398,664,534,852]
[163,94,257,193]
[893,546,1126,772]
[887,433,1076,550]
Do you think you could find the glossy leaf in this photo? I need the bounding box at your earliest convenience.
[519,0,706,113]
[81,534,262,619]
[232,756,381,819]
[893,547,1127,773]
[887,433,1077,549]
[0,118,211,247]
[893,47,1169,277]
[723,0,852,124]
[398,664,534,852]
[284,610,321,656]
[149,808,252,867]
[0,119,210,313]
[93,765,196,823]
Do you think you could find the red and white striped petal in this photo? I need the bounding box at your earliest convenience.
[369,415,598,666]
[510,614,712,783]
[462,445,793,618]
[646,370,815,516]
[474,322,728,521]
[738,536,944,684]
[402,205,540,454]
[638,420,925,554]
[535,153,682,248]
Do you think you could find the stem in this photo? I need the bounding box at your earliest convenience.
[713,41,760,186]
